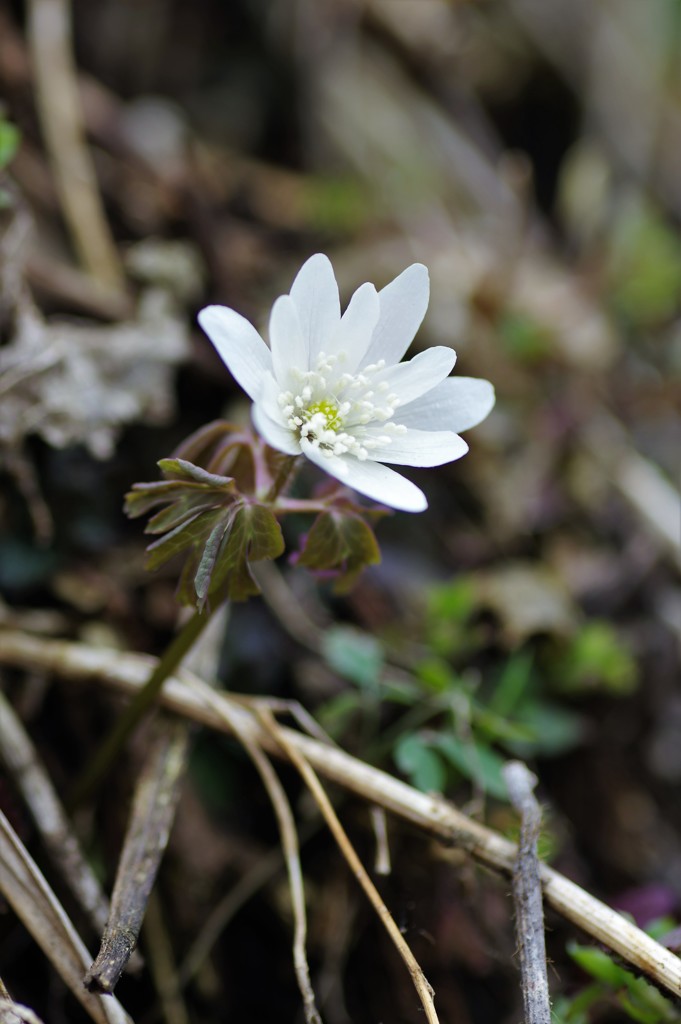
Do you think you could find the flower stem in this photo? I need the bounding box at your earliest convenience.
[68,607,214,809]
[265,453,298,502]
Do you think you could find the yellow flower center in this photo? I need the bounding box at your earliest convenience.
[304,399,342,432]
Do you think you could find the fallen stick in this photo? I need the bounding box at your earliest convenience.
[1,629,680,999]
[504,761,551,1024]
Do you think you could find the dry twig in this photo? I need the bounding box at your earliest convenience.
[85,716,189,994]
[257,706,440,1024]
[503,761,551,1024]
[1,630,681,1000]
[0,807,132,1024]
[27,0,125,292]
[188,684,322,1024]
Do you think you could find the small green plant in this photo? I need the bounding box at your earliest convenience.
[0,117,19,169]
[0,115,20,208]
[553,940,681,1024]
[554,621,638,695]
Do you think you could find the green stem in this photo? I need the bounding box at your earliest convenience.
[68,607,214,809]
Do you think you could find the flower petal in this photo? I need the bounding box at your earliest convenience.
[365,427,468,467]
[302,443,428,512]
[329,282,380,371]
[374,346,456,406]
[360,263,429,368]
[396,377,495,433]
[289,253,341,362]
[252,403,301,456]
[269,295,307,385]
[198,305,272,401]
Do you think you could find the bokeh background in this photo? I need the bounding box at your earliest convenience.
[1,1,680,1022]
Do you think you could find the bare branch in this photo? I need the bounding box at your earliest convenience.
[503,761,551,1024]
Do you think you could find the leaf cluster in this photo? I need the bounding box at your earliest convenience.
[125,456,283,606]
[296,506,381,594]
[125,422,387,607]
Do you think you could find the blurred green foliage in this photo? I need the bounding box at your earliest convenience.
[553,940,681,1024]
[608,200,681,328]
[554,621,638,695]
[318,574,639,803]
[0,117,19,168]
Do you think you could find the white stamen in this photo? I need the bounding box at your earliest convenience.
[279,349,406,461]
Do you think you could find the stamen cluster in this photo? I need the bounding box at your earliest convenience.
[278,353,405,460]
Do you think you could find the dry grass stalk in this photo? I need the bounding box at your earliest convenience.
[256,707,440,1024]
[26,0,125,293]
[0,807,132,1024]
[1,629,681,1000]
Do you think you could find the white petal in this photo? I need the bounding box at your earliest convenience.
[302,443,428,512]
[365,427,468,467]
[374,347,456,406]
[289,253,341,362]
[198,305,272,401]
[329,282,380,371]
[360,263,429,368]
[252,403,301,456]
[396,377,496,433]
[269,295,307,385]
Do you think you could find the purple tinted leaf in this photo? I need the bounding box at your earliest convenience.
[144,510,223,572]
[157,458,235,488]
[194,513,235,606]
[297,510,381,592]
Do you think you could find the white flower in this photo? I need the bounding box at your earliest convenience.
[198,254,494,513]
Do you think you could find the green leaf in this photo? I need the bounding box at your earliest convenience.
[609,200,681,327]
[394,734,447,793]
[145,496,223,535]
[427,577,477,623]
[432,734,508,800]
[321,626,385,689]
[416,658,458,694]
[194,514,234,604]
[552,985,606,1024]
[556,622,638,695]
[207,503,285,603]
[297,509,381,592]
[316,691,363,736]
[488,651,534,717]
[0,120,19,168]
[124,480,191,519]
[506,701,585,758]
[144,509,223,572]
[567,944,679,1023]
[157,458,235,488]
[127,450,284,608]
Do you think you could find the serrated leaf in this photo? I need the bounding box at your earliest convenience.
[145,496,223,535]
[144,509,223,572]
[194,514,234,604]
[297,509,381,591]
[157,458,235,488]
[207,503,285,603]
[124,480,191,519]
